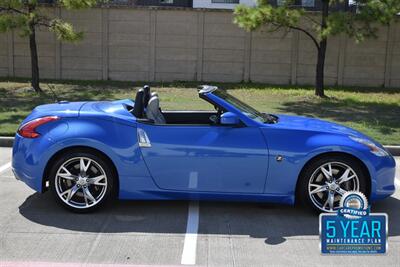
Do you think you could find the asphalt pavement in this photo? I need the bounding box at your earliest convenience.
[0,147,399,267]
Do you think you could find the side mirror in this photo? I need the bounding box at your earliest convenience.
[220,112,240,125]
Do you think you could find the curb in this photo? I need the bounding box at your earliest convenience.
[0,137,14,148]
[384,146,400,157]
[0,136,399,156]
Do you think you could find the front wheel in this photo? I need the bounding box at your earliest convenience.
[297,155,368,213]
[49,151,115,213]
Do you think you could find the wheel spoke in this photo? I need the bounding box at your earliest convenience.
[87,175,106,186]
[336,168,356,184]
[322,198,329,209]
[83,190,88,206]
[310,184,328,194]
[58,167,77,181]
[336,187,347,196]
[320,164,333,180]
[328,191,335,211]
[80,158,91,176]
[60,185,79,202]
[83,187,96,204]
[58,173,77,181]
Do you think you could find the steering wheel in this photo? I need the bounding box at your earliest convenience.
[209,114,219,124]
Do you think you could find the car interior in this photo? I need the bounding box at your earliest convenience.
[131,85,221,125]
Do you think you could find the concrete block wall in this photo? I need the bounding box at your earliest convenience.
[251,28,292,84]
[203,12,246,82]
[0,7,399,88]
[0,33,8,77]
[108,9,151,81]
[155,10,198,81]
[342,27,388,87]
[61,8,103,80]
[387,24,400,87]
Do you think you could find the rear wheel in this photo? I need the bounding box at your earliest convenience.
[297,155,368,213]
[49,151,115,213]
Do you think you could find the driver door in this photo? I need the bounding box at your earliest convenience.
[137,123,269,194]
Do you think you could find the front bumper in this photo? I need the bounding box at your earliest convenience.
[12,168,20,180]
[369,154,396,201]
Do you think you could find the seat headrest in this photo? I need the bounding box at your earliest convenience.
[147,95,159,110]
[133,89,144,118]
[146,95,166,124]
[143,85,151,108]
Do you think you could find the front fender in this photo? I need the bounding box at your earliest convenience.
[261,129,387,202]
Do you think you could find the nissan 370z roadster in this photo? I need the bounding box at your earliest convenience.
[12,85,396,213]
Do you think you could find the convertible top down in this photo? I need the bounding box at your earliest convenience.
[12,85,396,213]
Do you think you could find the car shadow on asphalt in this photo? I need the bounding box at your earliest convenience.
[19,192,400,245]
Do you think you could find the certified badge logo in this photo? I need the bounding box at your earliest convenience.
[319,191,388,254]
[338,191,369,219]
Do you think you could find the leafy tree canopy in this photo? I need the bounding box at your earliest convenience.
[234,0,400,45]
[234,0,400,97]
[0,0,101,41]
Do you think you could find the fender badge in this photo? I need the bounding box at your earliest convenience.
[276,155,283,162]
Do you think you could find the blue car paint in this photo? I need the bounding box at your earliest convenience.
[137,123,269,193]
[12,91,396,206]
[260,124,395,202]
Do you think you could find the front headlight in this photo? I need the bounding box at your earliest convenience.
[349,136,389,157]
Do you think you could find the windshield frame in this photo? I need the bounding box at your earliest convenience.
[209,89,271,123]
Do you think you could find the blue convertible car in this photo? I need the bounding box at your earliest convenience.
[12,85,396,213]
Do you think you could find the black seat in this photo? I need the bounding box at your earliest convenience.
[133,89,145,118]
[146,94,166,124]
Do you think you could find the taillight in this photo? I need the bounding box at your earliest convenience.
[18,116,60,138]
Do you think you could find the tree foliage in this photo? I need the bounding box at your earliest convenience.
[0,0,102,92]
[234,0,400,96]
[0,0,100,41]
[235,0,400,44]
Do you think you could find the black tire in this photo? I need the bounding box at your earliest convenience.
[296,154,369,213]
[49,150,116,213]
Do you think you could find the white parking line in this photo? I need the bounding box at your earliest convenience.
[181,201,199,265]
[395,179,400,188]
[0,162,11,174]
[0,261,185,267]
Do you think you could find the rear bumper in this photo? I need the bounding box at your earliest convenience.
[12,134,59,193]
[12,166,42,192]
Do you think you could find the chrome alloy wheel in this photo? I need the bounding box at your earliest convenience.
[55,157,108,209]
[308,162,360,212]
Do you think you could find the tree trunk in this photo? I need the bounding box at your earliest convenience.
[315,0,330,98]
[315,39,327,97]
[28,21,42,93]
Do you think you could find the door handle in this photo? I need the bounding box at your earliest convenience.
[137,128,151,148]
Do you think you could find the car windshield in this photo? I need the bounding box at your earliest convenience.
[212,90,276,123]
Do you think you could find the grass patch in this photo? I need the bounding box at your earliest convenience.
[0,80,399,145]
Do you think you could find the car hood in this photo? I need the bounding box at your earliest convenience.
[272,114,369,139]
